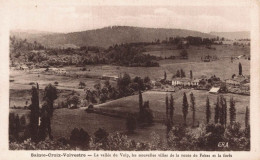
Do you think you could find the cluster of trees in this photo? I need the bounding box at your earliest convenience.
[172,69,186,78]
[106,44,159,67]
[160,36,216,46]
[10,36,44,53]
[85,74,152,104]
[10,83,59,143]
[9,113,27,142]
[10,37,46,64]
[165,92,250,150]
[179,50,188,59]
[176,92,249,128]
[10,37,161,68]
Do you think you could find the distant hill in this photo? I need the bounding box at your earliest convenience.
[209,31,250,40]
[11,26,216,48]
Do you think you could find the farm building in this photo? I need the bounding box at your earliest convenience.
[172,78,201,87]
[172,78,191,86]
[209,87,220,94]
[190,79,201,86]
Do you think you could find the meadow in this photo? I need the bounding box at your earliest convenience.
[94,90,250,128]
[10,108,167,143]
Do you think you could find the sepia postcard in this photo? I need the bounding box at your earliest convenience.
[0,0,260,159]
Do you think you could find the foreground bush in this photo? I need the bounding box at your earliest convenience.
[9,139,75,150]
[10,123,250,151]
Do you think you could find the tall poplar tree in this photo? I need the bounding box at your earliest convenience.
[169,94,174,123]
[190,92,196,127]
[229,97,236,125]
[182,92,189,126]
[214,96,220,124]
[245,106,249,128]
[239,62,242,75]
[29,83,40,142]
[165,94,169,120]
[206,96,211,124]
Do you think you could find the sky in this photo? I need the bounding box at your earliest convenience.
[7,1,251,33]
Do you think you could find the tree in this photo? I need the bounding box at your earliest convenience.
[190,70,193,79]
[224,98,227,127]
[20,115,26,127]
[126,115,137,133]
[42,84,58,140]
[38,103,48,141]
[144,76,151,84]
[176,70,181,78]
[165,94,169,120]
[29,84,40,142]
[79,81,86,89]
[206,96,211,124]
[214,96,220,124]
[94,82,101,95]
[133,76,144,90]
[67,95,81,108]
[70,128,90,148]
[143,101,153,124]
[139,90,143,121]
[9,113,16,140]
[94,128,109,148]
[229,97,236,125]
[43,84,58,117]
[239,62,242,75]
[164,71,167,80]
[54,81,59,86]
[219,95,225,125]
[180,50,188,59]
[245,106,249,128]
[14,114,20,139]
[169,94,174,123]
[180,69,185,78]
[182,92,189,126]
[190,92,196,127]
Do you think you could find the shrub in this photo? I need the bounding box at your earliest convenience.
[126,115,137,133]
[70,128,90,149]
[94,128,109,149]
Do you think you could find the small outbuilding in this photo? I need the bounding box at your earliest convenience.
[209,87,220,94]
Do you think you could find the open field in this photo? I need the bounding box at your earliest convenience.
[10,108,167,143]
[143,44,249,60]
[10,70,101,90]
[61,58,249,81]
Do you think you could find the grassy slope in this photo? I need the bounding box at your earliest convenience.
[95,90,249,127]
